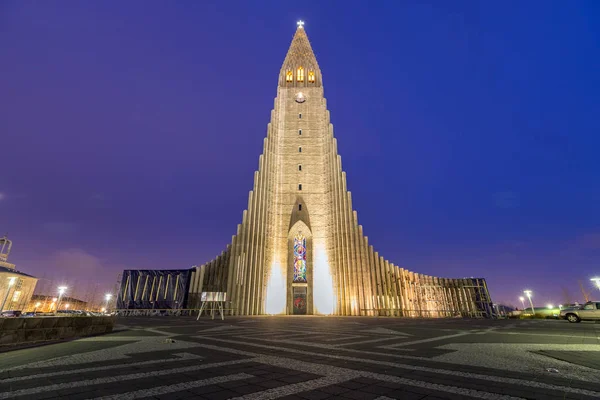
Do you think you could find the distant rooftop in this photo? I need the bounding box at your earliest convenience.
[0,264,36,278]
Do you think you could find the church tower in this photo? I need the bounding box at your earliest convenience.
[186,23,493,317]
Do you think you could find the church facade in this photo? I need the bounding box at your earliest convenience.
[186,24,492,317]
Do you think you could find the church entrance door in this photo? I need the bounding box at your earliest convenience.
[293,286,307,315]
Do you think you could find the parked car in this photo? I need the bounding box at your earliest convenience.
[560,301,600,323]
[0,310,22,317]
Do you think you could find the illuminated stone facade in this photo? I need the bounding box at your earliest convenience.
[188,25,493,317]
[0,235,38,312]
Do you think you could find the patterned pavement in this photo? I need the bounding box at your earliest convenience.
[1,317,599,399]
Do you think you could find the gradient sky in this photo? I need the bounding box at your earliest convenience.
[1,1,599,306]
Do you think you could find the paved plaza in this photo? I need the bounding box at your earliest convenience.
[1,317,599,399]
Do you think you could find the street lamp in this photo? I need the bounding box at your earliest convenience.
[591,278,600,292]
[34,302,41,314]
[547,304,554,309]
[519,296,525,310]
[56,286,67,313]
[0,277,16,312]
[104,293,112,313]
[65,304,70,310]
[524,290,535,315]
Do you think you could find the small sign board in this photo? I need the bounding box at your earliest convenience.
[201,292,226,302]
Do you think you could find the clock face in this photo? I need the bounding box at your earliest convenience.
[295,92,306,103]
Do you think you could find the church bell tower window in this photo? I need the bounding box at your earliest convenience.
[297,67,304,82]
[286,71,293,82]
[308,71,315,83]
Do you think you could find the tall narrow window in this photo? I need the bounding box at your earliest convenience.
[298,129,302,135]
[293,234,307,283]
[299,113,302,119]
[298,184,302,190]
[308,71,315,83]
[298,164,302,171]
[298,204,302,211]
[299,147,302,152]
[286,70,293,82]
[297,67,304,82]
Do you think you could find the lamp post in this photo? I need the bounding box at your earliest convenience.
[591,278,600,293]
[524,290,534,315]
[1,277,16,312]
[104,293,112,314]
[519,296,525,310]
[56,286,67,313]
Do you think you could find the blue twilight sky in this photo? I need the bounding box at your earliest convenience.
[1,1,599,306]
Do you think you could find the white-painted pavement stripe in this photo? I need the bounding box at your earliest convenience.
[196,343,523,400]
[321,335,366,342]
[93,373,253,400]
[379,331,471,348]
[195,335,600,397]
[0,353,202,383]
[231,375,359,400]
[360,327,412,336]
[235,335,424,359]
[0,358,251,399]
[332,337,408,347]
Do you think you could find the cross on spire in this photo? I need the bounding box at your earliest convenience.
[297,20,304,28]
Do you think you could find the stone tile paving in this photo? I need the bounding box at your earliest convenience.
[0,316,599,399]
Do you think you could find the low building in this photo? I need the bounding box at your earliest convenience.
[27,294,88,312]
[117,269,192,309]
[0,235,38,312]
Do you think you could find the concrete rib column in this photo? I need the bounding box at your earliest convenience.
[338,166,348,315]
[343,194,358,315]
[356,226,368,315]
[245,176,260,315]
[234,210,248,315]
[363,237,375,316]
[370,247,382,314]
[339,172,350,315]
[331,146,343,315]
[254,150,268,314]
[379,256,389,315]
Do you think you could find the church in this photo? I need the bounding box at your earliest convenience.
[119,23,493,317]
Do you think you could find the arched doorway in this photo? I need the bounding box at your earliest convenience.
[287,220,312,315]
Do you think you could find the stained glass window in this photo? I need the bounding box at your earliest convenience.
[293,234,307,283]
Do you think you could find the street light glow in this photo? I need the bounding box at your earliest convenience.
[519,296,524,302]
[103,293,113,314]
[547,304,554,309]
[56,286,68,314]
[523,290,535,314]
[591,277,600,289]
